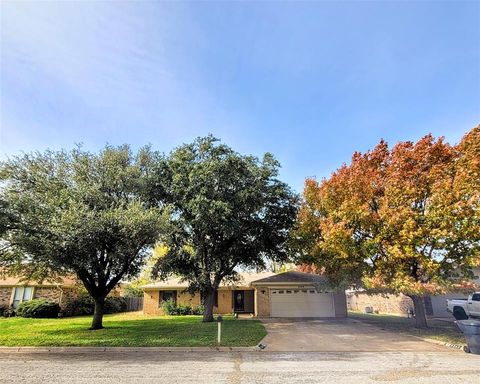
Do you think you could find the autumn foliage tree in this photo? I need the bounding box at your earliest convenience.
[293,126,480,328]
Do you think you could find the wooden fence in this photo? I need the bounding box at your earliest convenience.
[125,296,144,312]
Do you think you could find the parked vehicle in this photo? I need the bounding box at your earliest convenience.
[447,293,480,320]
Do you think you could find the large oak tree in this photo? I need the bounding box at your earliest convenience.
[293,127,480,328]
[151,136,298,322]
[0,146,168,329]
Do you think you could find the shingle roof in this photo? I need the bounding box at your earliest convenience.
[0,274,77,287]
[250,271,328,285]
[142,271,275,289]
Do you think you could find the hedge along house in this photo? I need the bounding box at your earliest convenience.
[0,275,78,309]
[143,271,347,318]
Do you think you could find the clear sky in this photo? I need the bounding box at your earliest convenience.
[1,1,479,192]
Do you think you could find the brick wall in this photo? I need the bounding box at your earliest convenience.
[34,287,62,302]
[0,288,12,307]
[61,287,79,306]
[347,292,413,315]
[143,289,162,315]
[216,289,232,314]
[177,291,201,307]
[255,288,270,317]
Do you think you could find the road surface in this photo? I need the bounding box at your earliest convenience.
[0,350,478,384]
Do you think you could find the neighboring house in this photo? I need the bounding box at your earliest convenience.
[347,267,480,318]
[0,275,78,309]
[347,291,413,315]
[143,271,347,318]
[426,267,480,318]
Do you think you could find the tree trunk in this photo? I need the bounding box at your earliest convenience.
[90,296,106,330]
[202,289,215,322]
[410,295,428,329]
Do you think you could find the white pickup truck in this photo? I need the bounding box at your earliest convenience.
[447,292,480,319]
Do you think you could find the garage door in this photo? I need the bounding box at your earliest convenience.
[270,289,335,317]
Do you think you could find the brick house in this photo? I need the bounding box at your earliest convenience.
[143,271,347,318]
[0,275,78,310]
[346,267,480,318]
[347,291,414,315]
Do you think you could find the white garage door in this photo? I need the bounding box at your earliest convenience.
[270,289,335,317]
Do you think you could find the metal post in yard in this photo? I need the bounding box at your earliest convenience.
[217,315,223,345]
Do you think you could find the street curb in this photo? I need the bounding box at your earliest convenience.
[0,347,463,354]
[414,337,464,350]
[0,346,258,353]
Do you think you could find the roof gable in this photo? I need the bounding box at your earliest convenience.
[250,271,327,285]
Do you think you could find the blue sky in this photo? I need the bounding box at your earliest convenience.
[1,1,479,192]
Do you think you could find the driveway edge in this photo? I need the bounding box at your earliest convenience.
[413,336,464,350]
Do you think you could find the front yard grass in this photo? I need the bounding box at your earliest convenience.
[0,312,267,347]
[349,311,465,345]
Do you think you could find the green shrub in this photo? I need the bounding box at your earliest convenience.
[16,299,60,318]
[104,297,127,314]
[2,307,16,317]
[161,299,178,315]
[62,294,94,316]
[161,300,204,316]
[62,294,127,317]
[177,303,192,315]
[192,304,205,315]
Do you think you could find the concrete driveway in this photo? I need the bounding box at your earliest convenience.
[260,318,448,352]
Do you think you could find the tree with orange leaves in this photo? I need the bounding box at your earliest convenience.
[293,126,480,328]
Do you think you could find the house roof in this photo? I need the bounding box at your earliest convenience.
[250,271,328,285]
[0,274,77,287]
[143,271,276,289]
[142,271,329,289]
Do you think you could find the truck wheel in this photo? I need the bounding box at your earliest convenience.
[463,346,470,353]
[453,307,468,320]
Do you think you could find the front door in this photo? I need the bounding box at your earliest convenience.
[234,291,245,312]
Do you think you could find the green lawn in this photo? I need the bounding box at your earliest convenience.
[0,312,267,347]
[349,311,465,345]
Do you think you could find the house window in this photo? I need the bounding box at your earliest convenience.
[160,291,177,305]
[12,286,34,308]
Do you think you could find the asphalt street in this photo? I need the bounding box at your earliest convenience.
[0,350,478,384]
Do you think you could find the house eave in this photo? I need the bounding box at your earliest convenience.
[251,281,323,286]
[142,285,252,290]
